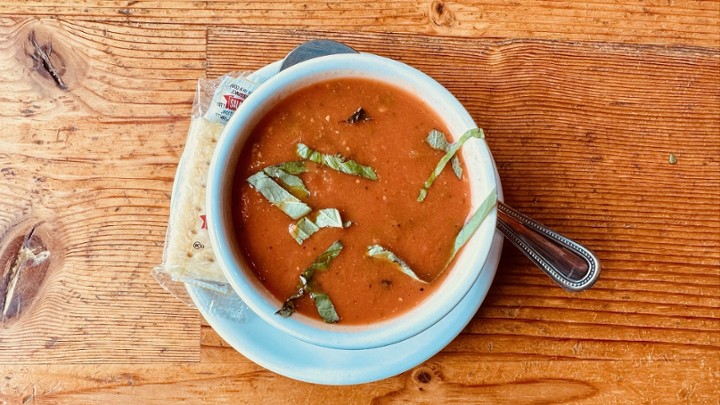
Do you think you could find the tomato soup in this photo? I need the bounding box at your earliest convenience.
[231,78,471,324]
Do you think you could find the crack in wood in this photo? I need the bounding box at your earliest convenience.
[27,30,68,91]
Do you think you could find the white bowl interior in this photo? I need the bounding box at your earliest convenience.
[207,53,498,350]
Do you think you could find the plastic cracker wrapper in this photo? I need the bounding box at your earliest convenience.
[153,72,258,302]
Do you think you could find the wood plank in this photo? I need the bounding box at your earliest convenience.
[0,345,717,403]
[0,18,204,363]
[1,1,719,47]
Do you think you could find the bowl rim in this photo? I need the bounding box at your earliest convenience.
[206,52,498,350]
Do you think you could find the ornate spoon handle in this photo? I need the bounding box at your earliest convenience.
[496,201,601,291]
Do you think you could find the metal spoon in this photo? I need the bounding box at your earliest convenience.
[280,40,601,292]
[279,39,357,72]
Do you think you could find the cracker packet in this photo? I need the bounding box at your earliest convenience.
[153,72,258,300]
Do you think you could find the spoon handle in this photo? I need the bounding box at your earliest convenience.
[496,201,601,291]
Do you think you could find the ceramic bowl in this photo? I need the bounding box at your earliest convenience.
[206,52,498,350]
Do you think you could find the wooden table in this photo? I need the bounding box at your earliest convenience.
[1,2,718,403]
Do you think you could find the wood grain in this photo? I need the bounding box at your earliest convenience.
[1,1,719,47]
[0,17,202,364]
[0,338,716,403]
[0,9,718,405]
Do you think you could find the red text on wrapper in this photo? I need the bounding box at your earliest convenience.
[223,94,246,110]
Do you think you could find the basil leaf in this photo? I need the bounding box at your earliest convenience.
[297,143,377,181]
[426,129,462,179]
[289,208,345,245]
[275,302,295,318]
[417,189,427,201]
[275,289,304,318]
[263,161,309,199]
[304,240,344,278]
[418,128,485,202]
[289,217,321,245]
[310,291,339,323]
[276,241,344,319]
[314,208,343,228]
[247,171,312,219]
[345,107,372,124]
[268,161,307,175]
[448,188,497,264]
[367,245,427,284]
[425,129,450,150]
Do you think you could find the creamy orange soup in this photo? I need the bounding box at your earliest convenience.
[232,78,471,324]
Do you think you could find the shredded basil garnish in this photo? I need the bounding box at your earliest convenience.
[276,240,343,323]
[310,292,339,323]
[262,161,309,199]
[274,289,303,318]
[247,171,312,219]
[417,128,485,202]
[345,107,372,124]
[366,245,427,284]
[425,129,463,179]
[314,208,344,228]
[447,188,497,265]
[296,143,377,180]
[305,240,344,274]
[289,208,346,245]
[289,217,320,245]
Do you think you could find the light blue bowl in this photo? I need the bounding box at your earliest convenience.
[206,53,499,350]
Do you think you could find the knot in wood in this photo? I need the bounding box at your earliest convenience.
[411,365,440,387]
[416,371,432,383]
[429,0,456,27]
[26,30,68,91]
[0,222,53,326]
